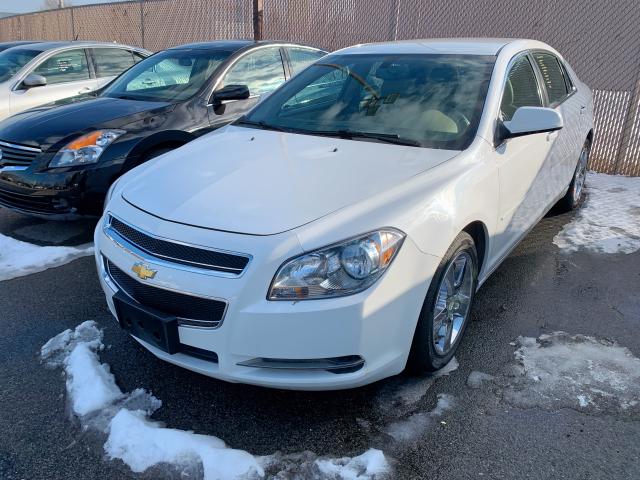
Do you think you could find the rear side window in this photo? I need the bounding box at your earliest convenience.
[93,48,135,78]
[533,52,570,106]
[501,55,542,121]
[287,47,325,75]
[32,49,90,85]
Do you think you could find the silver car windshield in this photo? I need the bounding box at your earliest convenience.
[0,49,41,83]
[101,49,233,102]
[240,54,495,150]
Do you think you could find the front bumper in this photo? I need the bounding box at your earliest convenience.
[0,161,123,217]
[95,199,439,390]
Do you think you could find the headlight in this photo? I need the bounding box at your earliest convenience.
[49,130,125,168]
[268,228,405,300]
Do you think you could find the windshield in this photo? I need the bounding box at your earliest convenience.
[0,49,41,83]
[240,53,495,150]
[101,49,233,102]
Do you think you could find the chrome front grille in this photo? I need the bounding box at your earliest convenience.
[0,140,41,167]
[106,215,251,276]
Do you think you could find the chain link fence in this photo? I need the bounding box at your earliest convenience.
[0,0,639,175]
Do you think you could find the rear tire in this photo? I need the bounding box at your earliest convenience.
[407,232,478,372]
[558,138,590,212]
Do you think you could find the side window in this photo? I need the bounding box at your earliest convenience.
[32,49,90,85]
[532,52,570,106]
[283,68,348,108]
[221,47,286,96]
[92,48,135,78]
[500,55,542,121]
[287,47,325,75]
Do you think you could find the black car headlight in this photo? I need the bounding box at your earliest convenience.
[268,229,405,300]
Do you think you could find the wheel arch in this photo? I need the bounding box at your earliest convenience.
[126,130,196,166]
[461,220,488,276]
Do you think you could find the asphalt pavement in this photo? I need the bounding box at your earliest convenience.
[0,206,638,480]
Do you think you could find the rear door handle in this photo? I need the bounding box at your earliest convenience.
[580,105,586,115]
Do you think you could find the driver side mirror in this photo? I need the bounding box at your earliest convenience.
[22,74,47,89]
[210,84,250,106]
[498,106,563,143]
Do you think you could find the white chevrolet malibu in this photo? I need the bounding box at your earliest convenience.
[96,38,594,390]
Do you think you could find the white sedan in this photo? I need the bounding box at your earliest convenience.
[96,38,594,390]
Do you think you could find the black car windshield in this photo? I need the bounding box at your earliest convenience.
[101,49,233,102]
[239,53,495,150]
[0,49,41,83]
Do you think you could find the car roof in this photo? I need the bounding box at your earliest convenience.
[334,38,551,56]
[168,40,255,51]
[168,39,325,52]
[5,40,147,53]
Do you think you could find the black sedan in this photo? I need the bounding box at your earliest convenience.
[0,40,326,217]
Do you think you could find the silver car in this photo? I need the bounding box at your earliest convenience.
[0,41,150,121]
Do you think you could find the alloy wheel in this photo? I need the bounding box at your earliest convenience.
[432,251,474,355]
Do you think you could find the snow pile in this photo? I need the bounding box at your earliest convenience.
[41,322,391,480]
[0,233,93,281]
[553,172,640,254]
[503,332,640,413]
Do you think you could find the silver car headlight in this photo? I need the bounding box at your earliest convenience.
[268,228,405,300]
[49,130,125,168]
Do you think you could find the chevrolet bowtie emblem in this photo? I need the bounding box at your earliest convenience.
[131,262,157,280]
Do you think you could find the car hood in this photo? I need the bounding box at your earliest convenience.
[121,126,460,235]
[0,97,170,149]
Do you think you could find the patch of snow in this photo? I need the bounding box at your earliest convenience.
[378,357,458,411]
[0,233,93,281]
[383,394,455,443]
[106,409,264,479]
[503,332,640,414]
[467,371,494,389]
[314,449,389,480]
[41,322,391,480]
[553,172,640,254]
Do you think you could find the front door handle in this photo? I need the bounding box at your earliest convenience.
[546,131,558,142]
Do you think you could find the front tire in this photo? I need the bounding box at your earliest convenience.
[407,232,478,372]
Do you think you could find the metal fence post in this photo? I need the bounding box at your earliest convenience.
[139,0,145,49]
[253,0,264,41]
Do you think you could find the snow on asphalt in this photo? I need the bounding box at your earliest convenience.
[553,172,640,254]
[0,233,93,281]
[40,322,391,480]
[503,332,640,414]
[382,393,455,442]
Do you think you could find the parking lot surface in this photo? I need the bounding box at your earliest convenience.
[0,199,639,479]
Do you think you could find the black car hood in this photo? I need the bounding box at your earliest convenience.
[0,97,171,149]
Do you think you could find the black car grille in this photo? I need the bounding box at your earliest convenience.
[0,140,41,167]
[108,215,250,275]
[106,258,227,328]
[0,189,64,214]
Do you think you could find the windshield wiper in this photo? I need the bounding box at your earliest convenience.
[310,129,422,147]
[234,118,290,133]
